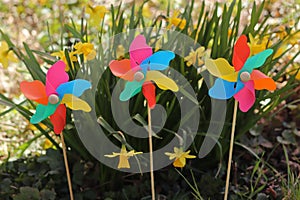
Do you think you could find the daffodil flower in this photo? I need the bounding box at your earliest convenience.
[51,50,77,71]
[165,147,196,168]
[0,41,18,68]
[109,35,178,109]
[20,61,91,134]
[184,46,206,67]
[206,35,276,112]
[166,10,186,30]
[105,145,142,169]
[248,34,270,56]
[74,42,96,61]
[86,4,108,26]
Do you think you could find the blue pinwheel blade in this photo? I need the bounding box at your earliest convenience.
[120,81,143,101]
[242,49,273,72]
[30,103,59,124]
[209,78,244,100]
[140,51,175,71]
[56,79,91,99]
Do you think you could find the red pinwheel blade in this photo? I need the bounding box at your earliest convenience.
[20,80,48,105]
[142,81,156,109]
[232,35,250,71]
[50,104,66,134]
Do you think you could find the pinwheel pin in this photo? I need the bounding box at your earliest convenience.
[20,60,91,200]
[205,35,276,200]
[109,35,178,200]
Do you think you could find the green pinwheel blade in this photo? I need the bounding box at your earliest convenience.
[120,81,143,101]
[242,49,273,72]
[30,103,59,124]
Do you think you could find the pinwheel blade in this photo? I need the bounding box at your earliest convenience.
[30,103,59,124]
[234,81,255,112]
[20,80,48,105]
[251,70,276,91]
[209,78,243,100]
[232,35,250,71]
[140,51,175,71]
[46,60,69,96]
[142,81,156,109]
[242,49,273,73]
[145,71,178,91]
[56,79,91,99]
[61,94,91,112]
[119,81,143,101]
[129,35,153,68]
[205,58,238,82]
[50,104,66,134]
[109,59,135,81]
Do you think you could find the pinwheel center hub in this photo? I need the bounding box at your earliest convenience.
[134,71,145,82]
[48,94,60,104]
[240,72,251,82]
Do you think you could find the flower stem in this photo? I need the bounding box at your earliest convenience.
[60,133,74,200]
[148,104,155,200]
[224,100,238,200]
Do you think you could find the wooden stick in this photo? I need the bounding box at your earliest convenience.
[60,133,74,200]
[147,104,155,200]
[224,100,238,200]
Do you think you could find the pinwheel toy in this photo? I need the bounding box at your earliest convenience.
[109,35,178,200]
[20,60,91,200]
[109,35,179,108]
[20,60,91,133]
[206,35,276,112]
[205,35,276,200]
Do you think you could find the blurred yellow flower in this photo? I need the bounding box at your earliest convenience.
[74,42,96,61]
[184,46,206,67]
[51,50,77,71]
[276,25,287,40]
[0,41,18,68]
[165,147,196,168]
[105,145,142,169]
[43,138,53,149]
[116,45,125,59]
[86,4,108,26]
[166,10,186,30]
[248,34,270,55]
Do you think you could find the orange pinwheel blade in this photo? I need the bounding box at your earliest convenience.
[251,70,276,91]
[233,35,250,71]
[109,59,135,81]
[20,80,48,105]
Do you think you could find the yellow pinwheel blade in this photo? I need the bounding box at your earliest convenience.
[146,71,179,91]
[61,94,91,112]
[205,58,238,82]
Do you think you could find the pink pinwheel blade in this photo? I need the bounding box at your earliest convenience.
[50,104,66,134]
[129,35,152,68]
[232,35,250,71]
[46,61,69,96]
[142,81,156,109]
[234,81,255,112]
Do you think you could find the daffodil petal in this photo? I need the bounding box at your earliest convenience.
[56,79,91,99]
[242,49,273,73]
[119,80,143,101]
[30,103,59,124]
[61,94,91,112]
[205,58,238,82]
[145,71,178,91]
[140,51,175,71]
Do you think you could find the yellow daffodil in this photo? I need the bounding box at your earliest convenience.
[86,4,108,26]
[0,41,18,68]
[166,10,186,30]
[74,42,96,61]
[165,147,196,168]
[184,46,206,67]
[43,138,53,149]
[116,44,125,59]
[51,50,77,71]
[248,34,270,56]
[276,25,288,40]
[105,145,142,169]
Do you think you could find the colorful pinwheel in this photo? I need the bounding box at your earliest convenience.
[206,35,276,112]
[109,35,179,108]
[20,60,91,134]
